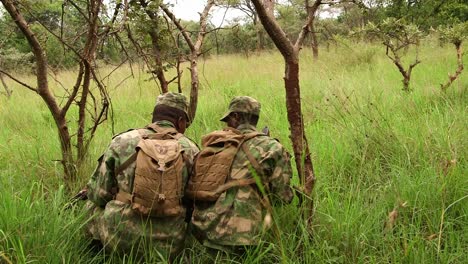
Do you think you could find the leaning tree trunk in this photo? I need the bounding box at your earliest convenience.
[441,42,464,91]
[0,72,12,98]
[1,0,77,180]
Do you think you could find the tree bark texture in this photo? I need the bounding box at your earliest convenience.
[252,0,316,195]
[441,43,464,91]
[386,46,420,92]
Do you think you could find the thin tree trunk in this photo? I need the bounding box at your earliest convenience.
[441,43,464,91]
[0,72,12,98]
[188,51,199,121]
[255,18,265,51]
[310,24,319,59]
[140,0,169,94]
[1,0,76,180]
[160,0,214,121]
[252,0,319,196]
[149,30,169,93]
[77,0,102,162]
[284,59,315,194]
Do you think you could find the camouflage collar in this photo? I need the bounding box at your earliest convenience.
[236,124,257,133]
[153,120,176,128]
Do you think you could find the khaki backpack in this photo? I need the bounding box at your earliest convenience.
[115,124,186,217]
[186,127,263,201]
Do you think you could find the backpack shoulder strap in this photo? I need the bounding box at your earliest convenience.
[115,152,137,177]
[241,143,263,177]
[240,131,264,172]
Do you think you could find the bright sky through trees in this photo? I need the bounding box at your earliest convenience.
[171,0,246,26]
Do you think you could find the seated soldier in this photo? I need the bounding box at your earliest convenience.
[187,96,293,256]
[84,92,199,260]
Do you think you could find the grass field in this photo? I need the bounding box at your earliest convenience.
[0,39,467,263]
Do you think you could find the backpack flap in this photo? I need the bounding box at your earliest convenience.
[136,138,181,171]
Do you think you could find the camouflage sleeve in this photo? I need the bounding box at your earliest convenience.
[264,141,294,204]
[86,145,118,207]
[178,137,200,172]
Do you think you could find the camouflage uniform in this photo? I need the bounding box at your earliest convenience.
[191,96,293,252]
[85,93,199,258]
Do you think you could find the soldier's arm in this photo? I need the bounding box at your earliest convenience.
[86,146,118,207]
[266,143,294,204]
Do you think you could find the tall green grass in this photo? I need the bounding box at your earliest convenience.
[0,40,466,263]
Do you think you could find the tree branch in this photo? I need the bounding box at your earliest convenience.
[0,69,37,93]
[295,0,322,50]
[251,0,294,59]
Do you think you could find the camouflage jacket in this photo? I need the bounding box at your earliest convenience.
[191,124,293,249]
[85,120,199,256]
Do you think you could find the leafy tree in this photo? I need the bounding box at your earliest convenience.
[438,22,467,91]
[354,0,468,30]
[361,18,424,91]
[0,0,125,181]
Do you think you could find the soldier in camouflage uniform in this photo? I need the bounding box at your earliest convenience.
[84,92,199,259]
[191,96,293,255]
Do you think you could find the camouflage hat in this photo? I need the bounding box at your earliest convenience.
[156,92,190,122]
[220,96,261,121]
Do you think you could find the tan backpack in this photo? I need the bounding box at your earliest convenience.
[115,124,186,217]
[186,127,262,201]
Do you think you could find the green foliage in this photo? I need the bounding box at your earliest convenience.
[0,48,34,72]
[361,18,424,49]
[438,22,468,46]
[367,0,468,30]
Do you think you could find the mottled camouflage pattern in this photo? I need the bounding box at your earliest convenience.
[156,92,190,121]
[220,96,261,121]
[191,123,293,251]
[85,120,199,258]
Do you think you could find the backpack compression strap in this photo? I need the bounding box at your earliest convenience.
[209,131,268,195]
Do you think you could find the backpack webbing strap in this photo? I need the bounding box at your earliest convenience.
[213,178,257,195]
[211,132,268,194]
[241,143,263,176]
[115,152,137,177]
[241,135,271,193]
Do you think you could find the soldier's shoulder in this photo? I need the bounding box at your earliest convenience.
[253,134,282,145]
[177,135,200,151]
[110,128,144,148]
[251,134,286,153]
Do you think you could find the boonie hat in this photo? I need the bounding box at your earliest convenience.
[156,92,190,123]
[220,96,261,122]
